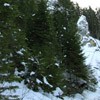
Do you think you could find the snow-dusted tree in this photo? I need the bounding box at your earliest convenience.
[0,1,18,80]
[25,0,63,92]
[53,0,89,94]
[0,0,32,82]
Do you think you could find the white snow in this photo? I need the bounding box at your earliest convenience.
[53,87,63,96]
[32,14,35,16]
[2,44,100,100]
[43,76,53,88]
[0,81,51,100]
[30,71,35,76]
[4,3,10,7]
[55,63,60,67]
[21,62,26,66]
[16,48,25,56]
[14,68,25,76]
[77,15,90,36]
[16,50,24,55]
[36,78,42,84]
[63,27,66,30]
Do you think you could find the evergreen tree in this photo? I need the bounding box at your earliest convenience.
[96,8,100,40]
[25,0,62,92]
[0,0,95,96]
[82,7,99,39]
[0,0,31,82]
[26,0,50,50]
[53,0,89,94]
[0,0,17,81]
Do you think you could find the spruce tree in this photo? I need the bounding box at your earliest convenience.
[96,8,100,40]
[25,0,62,92]
[0,0,31,82]
[53,0,89,94]
[0,0,16,81]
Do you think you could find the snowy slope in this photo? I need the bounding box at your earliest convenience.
[1,36,100,100]
[1,15,100,100]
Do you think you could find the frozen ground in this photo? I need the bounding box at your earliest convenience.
[1,36,100,100]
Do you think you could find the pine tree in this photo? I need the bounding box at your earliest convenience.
[26,0,49,50]
[53,0,89,94]
[0,0,16,81]
[0,0,31,82]
[25,0,63,92]
[95,8,100,40]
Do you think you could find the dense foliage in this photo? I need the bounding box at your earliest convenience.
[0,0,97,96]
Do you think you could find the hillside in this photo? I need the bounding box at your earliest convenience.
[1,34,100,100]
[0,15,100,100]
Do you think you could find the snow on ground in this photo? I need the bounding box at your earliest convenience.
[1,36,100,100]
[63,36,100,100]
[0,81,61,100]
[81,36,100,100]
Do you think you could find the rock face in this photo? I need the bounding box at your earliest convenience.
[77,15,89,36]
[77,15,97,47]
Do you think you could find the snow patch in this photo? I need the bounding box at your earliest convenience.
[53,87,63,97]
[77,15,90,36]
[43,76,53,88]
[4,3,10,7]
